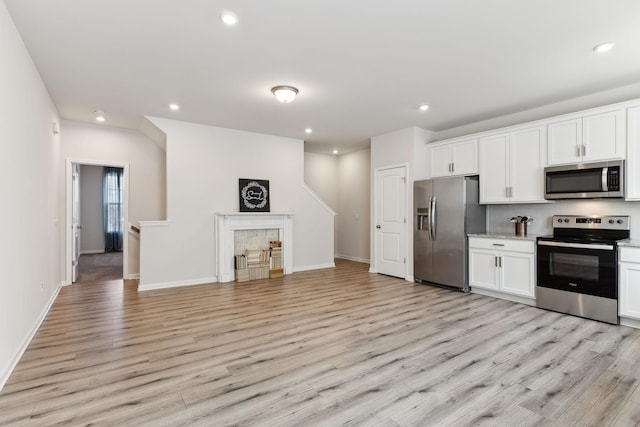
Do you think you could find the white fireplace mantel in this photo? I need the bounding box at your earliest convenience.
[214,212,294,283]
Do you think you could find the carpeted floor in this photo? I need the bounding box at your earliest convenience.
[76,252,123,283]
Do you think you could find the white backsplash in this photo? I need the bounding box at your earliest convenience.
[487,200,640,238]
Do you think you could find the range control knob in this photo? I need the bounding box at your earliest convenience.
[557,218,563,223]
[564,218,570,223]
[618,219,624,224]
[609,219,615,224]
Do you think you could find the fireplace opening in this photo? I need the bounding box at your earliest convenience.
[234,229,279,255]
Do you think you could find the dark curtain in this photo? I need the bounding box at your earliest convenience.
[103,167,124,252]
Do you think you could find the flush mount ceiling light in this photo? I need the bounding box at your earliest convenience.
[305,128,313,134]
[169,103,180,111]
[94,110,106,122]
[271,85,299,103]
[419,104,430,112]
[593,42,615,53]
[333,149,339,155]
[220,11,238,26]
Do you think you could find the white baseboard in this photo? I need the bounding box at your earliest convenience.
[620,316,640,329]
[335,254,370,264]
[125,273,140,280]
[80,249,105,255]
[138,276,218,292]
[470,287,536,306]
[292,262,335,273]
[0,283,62,391]
[369,267,377,273]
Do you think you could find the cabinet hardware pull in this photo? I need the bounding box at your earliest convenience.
[582,145,586,157]
[451,163,455,173]
[492,243,505,246]
[576,145,581,157]
[495,256,498,267]
[499,256,502,267]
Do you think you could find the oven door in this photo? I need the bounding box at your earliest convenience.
[536,240,617,299]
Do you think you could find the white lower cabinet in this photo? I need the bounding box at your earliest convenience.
[469,237,535,299]
[619,247,640,320]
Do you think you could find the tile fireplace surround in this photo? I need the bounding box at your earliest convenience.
[214,212,294,283]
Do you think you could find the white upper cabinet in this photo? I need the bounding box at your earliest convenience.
[548,109,625,166]
[627,107,640,200]
[479,126,546,203]
[427,139,477,178]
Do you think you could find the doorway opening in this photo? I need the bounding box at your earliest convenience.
[65,159,129,284]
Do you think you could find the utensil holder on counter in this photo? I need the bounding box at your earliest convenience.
[515,222,527,237]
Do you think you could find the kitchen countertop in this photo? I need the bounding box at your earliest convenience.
[467,232,540,242]
[617,239,640,248]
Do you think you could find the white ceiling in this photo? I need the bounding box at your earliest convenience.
[5,0,640,154]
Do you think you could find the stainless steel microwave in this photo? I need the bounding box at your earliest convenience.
[544,160,624,199]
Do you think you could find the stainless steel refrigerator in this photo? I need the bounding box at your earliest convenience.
[414,176,486,291]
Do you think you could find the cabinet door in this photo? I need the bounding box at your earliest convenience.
[627,107,640,200]
[499,251,535,298]
[451,139,477,176]
[582,110,625,162]
[548,118,582,165]
[469,249,499,290]
[509,126,546,202]
[428,144,452,178]
[479,134,509,203]
[619,262,640,320]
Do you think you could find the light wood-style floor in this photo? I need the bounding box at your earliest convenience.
[2,259,640,426]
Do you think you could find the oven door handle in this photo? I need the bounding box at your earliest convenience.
[537,240,615,250]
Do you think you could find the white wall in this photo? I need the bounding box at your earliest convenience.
[304,152,338,254]
[304,152,338,211]
[60,121,166,278]
[80,165,105,254]
[0,0,61,388]
[139,118,335,289]
[337,148,371,263]
[434,81,640,142]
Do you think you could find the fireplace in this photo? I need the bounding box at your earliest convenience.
[214,212,293,283]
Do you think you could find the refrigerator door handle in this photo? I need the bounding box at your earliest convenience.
[424,197,431,239]
[429,196,436,240]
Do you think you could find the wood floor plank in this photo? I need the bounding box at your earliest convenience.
[1,258,639,426]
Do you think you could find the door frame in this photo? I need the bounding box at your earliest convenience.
[371,163,410,279]
[64,158,130,285]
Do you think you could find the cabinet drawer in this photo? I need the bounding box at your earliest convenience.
[620,247,640,263]
[469,237,534,253]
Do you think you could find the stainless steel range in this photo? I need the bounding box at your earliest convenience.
[536,215,630,324]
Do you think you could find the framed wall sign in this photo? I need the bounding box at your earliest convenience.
[239,179,270,212]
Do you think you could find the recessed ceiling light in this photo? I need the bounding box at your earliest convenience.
[593,42,615,53]
[169,103,180,111]
[94,110,106,122]
[333,149,339,155]
[419,104,430,112]
[305,128,312,134]
[220,11,238,26]
[271,85,299,103]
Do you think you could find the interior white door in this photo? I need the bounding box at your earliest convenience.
[72,164,81,282]
[375,166,407,278]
